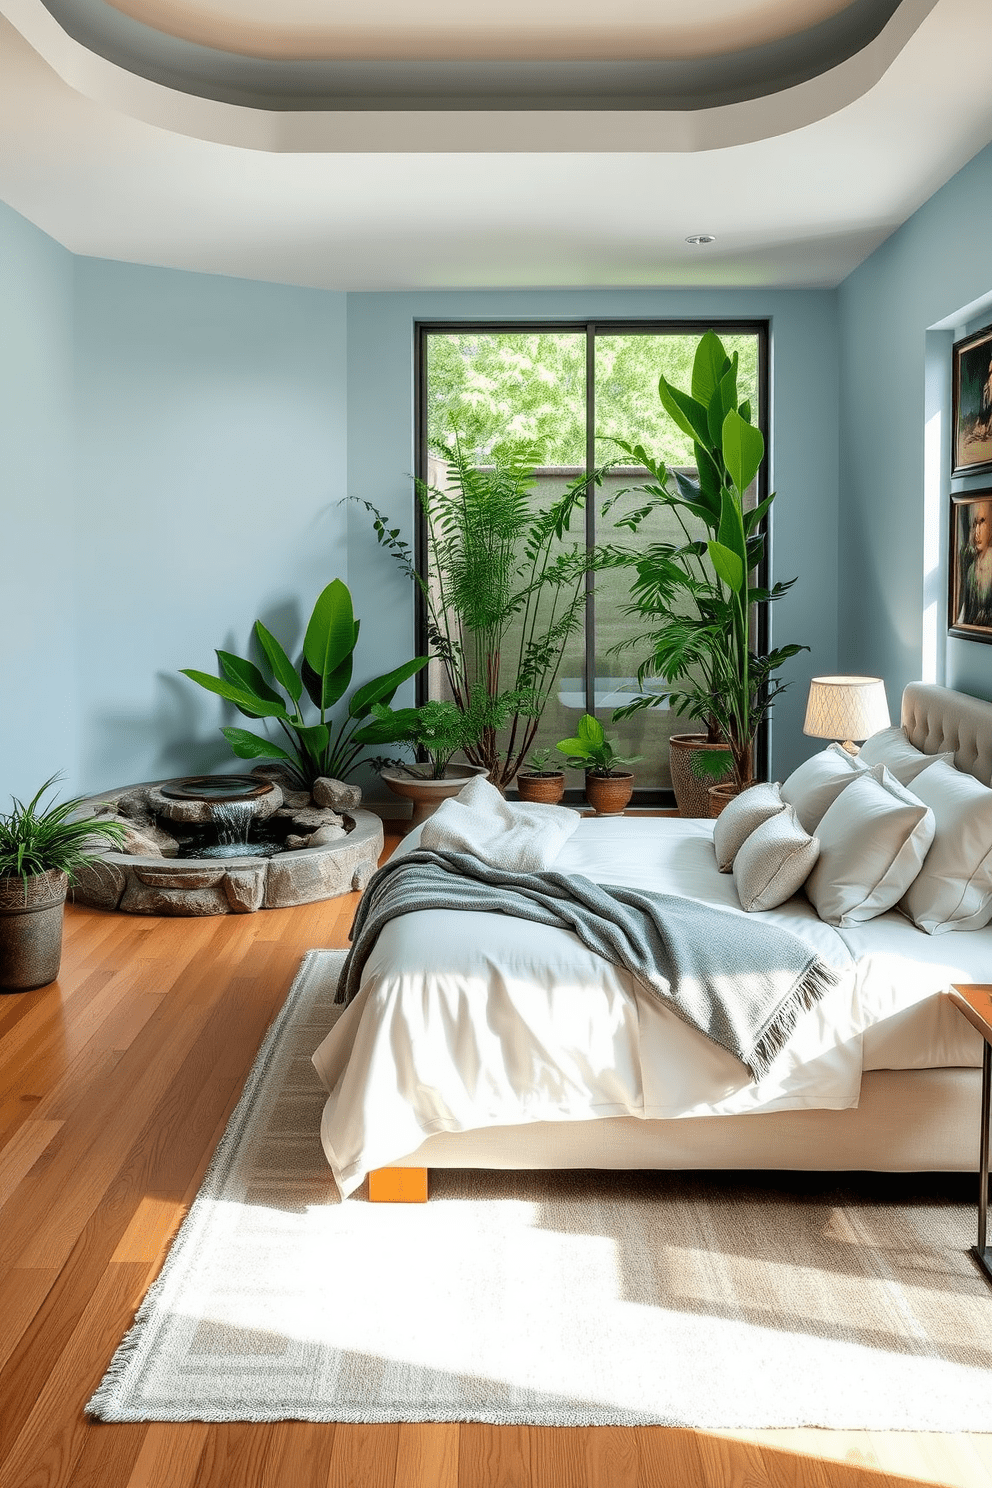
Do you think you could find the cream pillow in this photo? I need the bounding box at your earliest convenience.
[780,744,869,833]
[804,766,934,927]
[712,781,785,873]
[899,761,992,934]
[733,806,820,912]
[858,725,953,785]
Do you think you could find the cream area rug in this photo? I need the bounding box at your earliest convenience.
[87,949,992,1429]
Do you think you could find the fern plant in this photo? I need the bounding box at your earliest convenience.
[360,439,618,790]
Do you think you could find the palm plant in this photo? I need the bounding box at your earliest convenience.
[608,331,806,790]
[361,439,614,790]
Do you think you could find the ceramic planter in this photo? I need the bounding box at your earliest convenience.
[516,772,566,805]
[667,734,735,818]
[584,772,634,816]
[380,763,488,829]
[0,868,69,991]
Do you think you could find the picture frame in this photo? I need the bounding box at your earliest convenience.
[952,323,992,477]
[949,490,992,643]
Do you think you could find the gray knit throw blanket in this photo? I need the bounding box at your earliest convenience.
[336,849,841,1082]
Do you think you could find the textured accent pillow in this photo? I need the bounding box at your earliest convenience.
[804,766,935,927]
[858,725,953,785]
[732,806,820,912]
[712,781,786,873]
[779,744,870,834]
[899,761,992,934]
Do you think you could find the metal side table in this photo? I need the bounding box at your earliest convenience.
[949,983,992,1284]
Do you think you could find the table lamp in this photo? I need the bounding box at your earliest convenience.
[803,675,890,754]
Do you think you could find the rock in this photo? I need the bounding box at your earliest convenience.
[284,833,311,850]
[222,868,266,913]
[251,763,300,790]
[274,806,343,832]
[309,823,347,845]
[148,782,283,824]
[119,879,231,916]
[312,777,362,811]
[265,814,383,908]
[115,787,154,819]
[280,790,312,810]
[71,859,126,911]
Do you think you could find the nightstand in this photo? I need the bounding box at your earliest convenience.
[948,983,992,1285]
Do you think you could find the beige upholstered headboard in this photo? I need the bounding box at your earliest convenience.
[901,682,992,786]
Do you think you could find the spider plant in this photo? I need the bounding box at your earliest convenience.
[0,776,126,892]
[360,439,617,790]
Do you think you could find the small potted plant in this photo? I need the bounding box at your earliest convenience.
[515,748,567,805]
[355,699,488,826]
[0,776,126,991]
[556,715,641,816]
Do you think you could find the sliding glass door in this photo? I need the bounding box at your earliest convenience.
[417,322,767,797]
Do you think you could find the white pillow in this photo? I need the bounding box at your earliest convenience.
[733,806,820,912]
[858,725,953,785]
[780,744,870,834]
[804,766,934,927]
[712,781,785,873]
[899,761,992,934]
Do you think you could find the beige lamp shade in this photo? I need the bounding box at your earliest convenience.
[803,675,890,750]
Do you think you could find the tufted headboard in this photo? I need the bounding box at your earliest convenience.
[901,682,992,786]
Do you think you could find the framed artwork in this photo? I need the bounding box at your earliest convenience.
[952,323,992,476]
[949,491,992,643]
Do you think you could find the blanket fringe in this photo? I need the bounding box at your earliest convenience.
[748,959,841,1082]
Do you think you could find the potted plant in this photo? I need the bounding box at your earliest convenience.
[353,698,488,826]
[181,578,427,791]
[607,330,807,814]
[515,747,566,805]
[0,777,126,991]
[556,715,640,815]
[359,438,614,790]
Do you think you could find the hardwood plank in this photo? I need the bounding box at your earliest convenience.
[263,1423,338,1488]
[70,1420,149,1488]
[393,1422,459,1488]
[190,1423,274,1488]
[0,1266,59,1373]
[327,1422,400,1488]
[124,1423,209,1488]
[0,1117,63,1206]
[459,1424,532,1488]
[0,1260,149,1488]
[586,1424,640,1488]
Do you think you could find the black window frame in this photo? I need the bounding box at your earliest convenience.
[414,318,771,804]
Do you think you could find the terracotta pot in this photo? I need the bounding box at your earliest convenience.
[668,734,734,818]
[516,772,566,805]
[585,772,634,816]
[0,868,68,991]
[380,764,488,829]
[707,782,741,818]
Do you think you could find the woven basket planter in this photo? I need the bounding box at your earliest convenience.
[706,783,741,819]
[668,734,735,818]
[0,868,69,991]
[585,772,634,816]
[516,772,566,805]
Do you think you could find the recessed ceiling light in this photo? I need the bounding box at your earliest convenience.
[685,234,716,246]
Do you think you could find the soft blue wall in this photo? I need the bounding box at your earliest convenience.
[72,260,348,793]
[838,139,992,708]
[0,203,76,802]
[347,289,840,781]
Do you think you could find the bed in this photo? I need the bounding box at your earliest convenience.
[312,683,992,1198]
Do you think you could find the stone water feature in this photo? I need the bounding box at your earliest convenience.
[72,768,382,916]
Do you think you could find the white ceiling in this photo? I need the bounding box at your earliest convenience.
[1,0,990,291]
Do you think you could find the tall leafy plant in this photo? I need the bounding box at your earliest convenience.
[361,440,614,790]
[181,579,427,790]
[609,331,806,789]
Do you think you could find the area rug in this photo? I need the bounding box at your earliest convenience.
[87,949,992,1429]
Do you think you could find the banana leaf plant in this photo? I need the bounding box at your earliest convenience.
[607,330,807,790]
[181,578,428,790]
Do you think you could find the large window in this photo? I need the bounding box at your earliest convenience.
[417,322,768,797]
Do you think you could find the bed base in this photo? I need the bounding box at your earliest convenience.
[366,1068,982,1199]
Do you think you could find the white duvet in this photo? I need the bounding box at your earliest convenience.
[312,816,989,1198]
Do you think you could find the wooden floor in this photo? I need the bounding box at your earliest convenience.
[2,830,992,1488]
